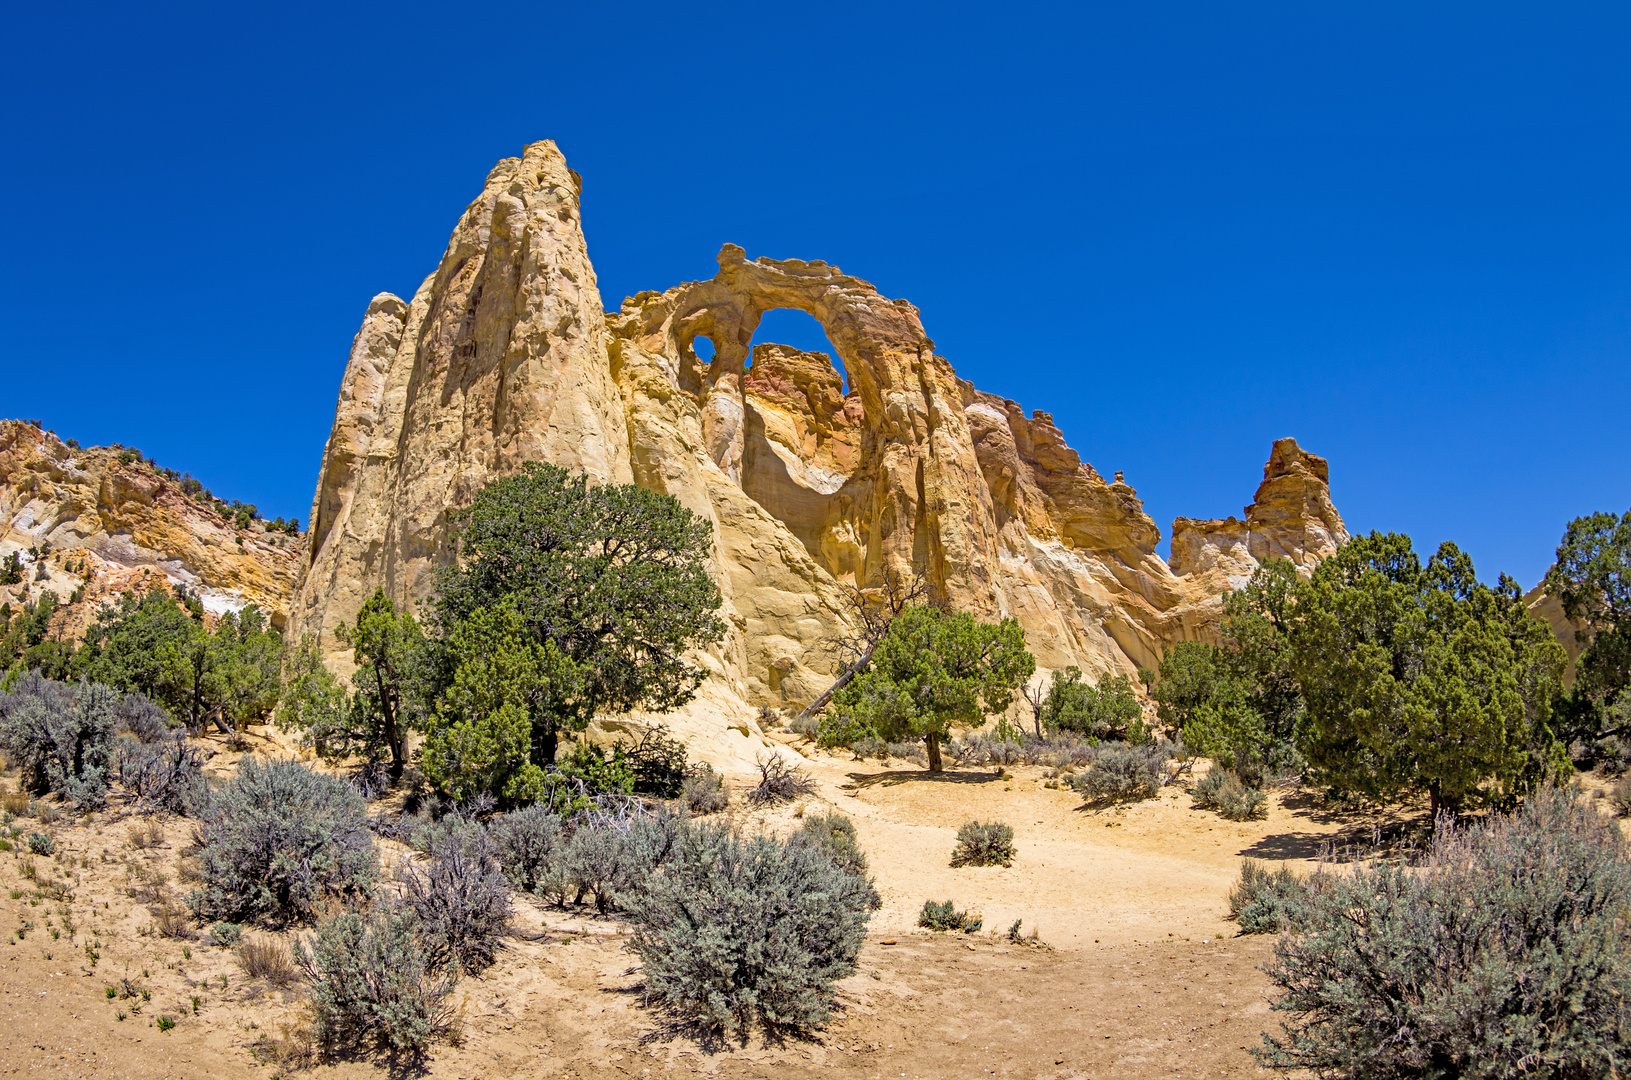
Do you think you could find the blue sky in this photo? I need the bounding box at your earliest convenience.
[3,2,1627,587]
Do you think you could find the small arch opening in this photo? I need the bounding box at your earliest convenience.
[692,335,716,365]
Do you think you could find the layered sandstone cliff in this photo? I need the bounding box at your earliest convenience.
[0,420,302,634]
[289,140,1349,755]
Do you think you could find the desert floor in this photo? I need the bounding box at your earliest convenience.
[1,726,1546,1080]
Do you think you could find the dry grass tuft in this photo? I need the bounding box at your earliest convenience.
[236,934,299,986]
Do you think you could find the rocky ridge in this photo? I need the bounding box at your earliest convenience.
[287,141,1349,759]
[0,420,302,635]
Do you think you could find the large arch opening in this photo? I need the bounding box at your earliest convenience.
[738,306,868,584]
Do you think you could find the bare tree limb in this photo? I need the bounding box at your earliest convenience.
[795,565,928,722]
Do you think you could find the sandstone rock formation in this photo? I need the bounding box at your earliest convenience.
[289,140,1351,759]
[0,420,301,633]
[1169,437,1350,589]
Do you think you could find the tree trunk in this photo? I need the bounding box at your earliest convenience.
[926,733,943,773]
[796,660,864,722]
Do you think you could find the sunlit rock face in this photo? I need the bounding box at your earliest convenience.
[0,420,301,631]
[289,139,1350,760]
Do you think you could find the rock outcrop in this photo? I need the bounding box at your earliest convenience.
[1169,438,1350,594]
[289,140,1351,758]
[0,420,302,632]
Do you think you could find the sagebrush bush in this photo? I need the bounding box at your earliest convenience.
[112,692,173,743]
[747,755,816,806]
[682,764,730,815]
[563,812,685,913]
[1259,789,1631,1077]
[1228,859,1307,935]
[399,829,511,975]
[26,831,54,855]
[796,813,868,878]
[296,909,457,1060]
[114,735,207,814]
[188,758,378,926]
[0,673,117,808]
[887,741,926,763]
[795,812,881,910]
[918,899,981,933]
[788,714,820,737]
[489,805,566,892]
[849,736,887,760]
[1192,769,1268,821]
[207,921,243,948]
[1070,742,1168,805]
[624,820,873,1037]
[950,820,1016,867]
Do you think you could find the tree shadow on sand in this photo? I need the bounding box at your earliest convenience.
[843,768,1004,790]
[1237,790,1432,862]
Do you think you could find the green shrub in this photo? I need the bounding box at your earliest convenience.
[624,821,873,1037]
[187,758,377,926]
[562,813,685,913]
[850,736,887,759]
[296,909,456,1060]
[950,820,1015,867]
[918,899,981,933]
[26,831,54,855]
[681,764,729,814]
[398,829,511,975]
[1070,742,1168,806]
[1192,769,1268,821]
[206,921,243,948]
[1227,859,1307,934]
[1257,788,1631,1076]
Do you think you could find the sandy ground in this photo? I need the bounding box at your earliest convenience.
[0,727,1474,1079]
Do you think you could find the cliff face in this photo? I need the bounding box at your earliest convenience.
[289,140,1349,753]
[0,420,302,632]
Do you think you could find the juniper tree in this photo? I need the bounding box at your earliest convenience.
[819,605,1033,772]
[430,463,723,768]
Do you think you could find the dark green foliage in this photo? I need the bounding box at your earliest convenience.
[950,820,1016,867]
[27,831,54,855]
[1153,560,1305,782]
[398,828,511,974]
[620,724,688,797]
[1227,859,1307,934]
[0,552,21,585]
[1070,742,1169,805]
[682,764,729,814]
[296,909,457,1060]
[188,758,377,926]
[819,604,1035,772]
[1026,667,1145,741]
[1546,509,1631,745]
[623,821,873,1037]
[918,899,982,933]
[77,588,283,732]
[1257,789,1631,1077]
[0,673,117,807]
[430,462,725,769]
[333,591,424,780]
[1292,533,1568,816]
[1192,769,1269,821]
